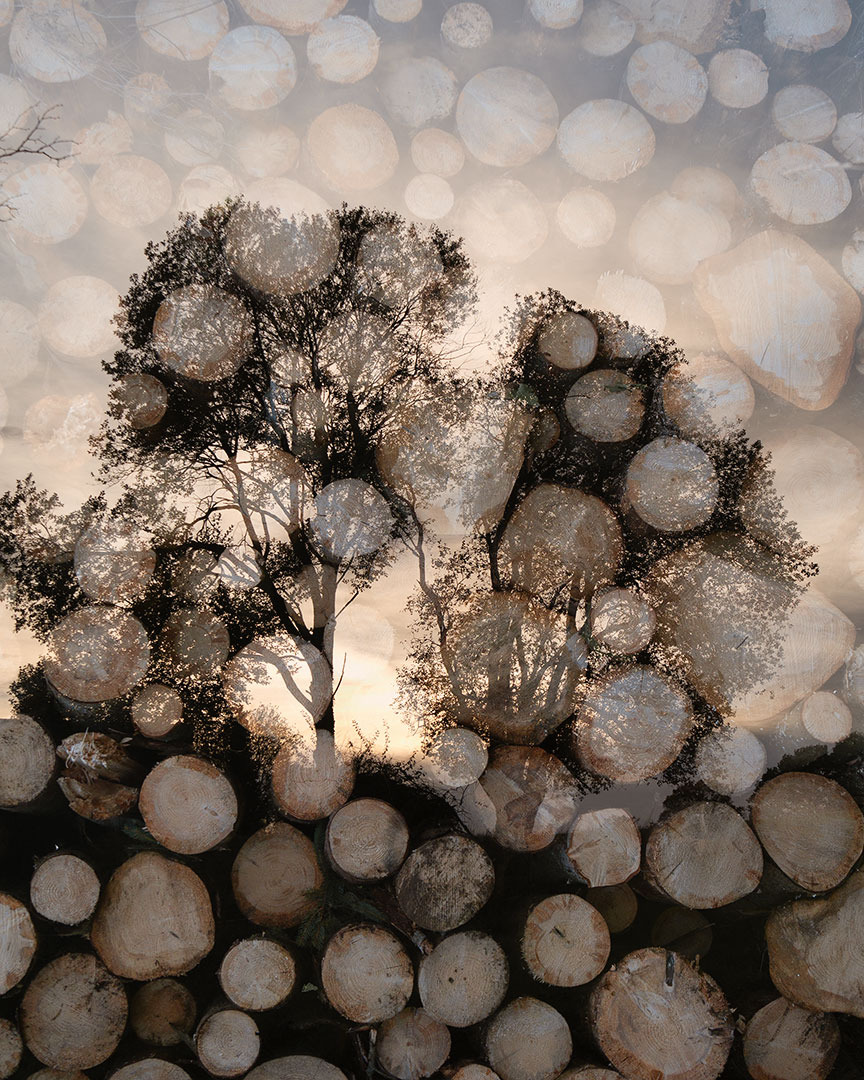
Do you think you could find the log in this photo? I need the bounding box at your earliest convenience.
[528,0,583,29]
[453,1068,500,1080]
[74,519,156,605]
[620,0,730,52]
[0,298,40,388]
[219,938,296,1011]
[650,907,712,961]
[750,772,864,892]
[485,997,572,1080]
[410,127,465,177]
[30,854,100,925]
[57,776,138,822]
[751,0,851,52]
[232,124,300,178]
[9,0,106,82]
[556,187,616,248]
[0,715,55,810]
[742,997,840,1080]
[108,1062,192,1080]
[584,883,638,933]
[139,756,238,855]
[272,730,355,820]
[593,272,667,335]
[372,0,422,24]
[91,155,173,229]
[477,745,580,852]
[590,949,733,1080]
[750,142,851,225]
[442,2,493,48]
[576,0,634,56]
[3,162,88,245]
[395,834,494,930]
[835,112,864,164]
[418,931,508,1027]
[693,724,766,795]
[153,283,252,383]
[589,588,656,655]
[44,606,150,703]
[765,867,864,1015]
[37,276,119,360]
[565,807,641,886]
[320,923,414,1023]
[799,691,853,745]
[420,727,488,790]
[123,72,173,130]
[57,731,140,785]
[0,893,36,993]
[627,192,730,285]
[110,374,169,430]
[19,953,127,1070]
[842,228,864,293]
[558,99,655,181]
[669,166,738,218]
[456,67,558,167]
[379,56,458,129]
[404,174,454,220]
[307,104,399,192]
[625,436,719,532]
[626,42,707,124]
[232,823,322,928]
[129,978,196,1045]
[196,1010,260,1077]
[237,0,347,34]
[209,27,296,111]
[132,684,184,738]
[245,1058,347,1080]
[306,15,379,84]
[538,311,598,370]
[772,84,837,143]
[661,352,754,440]
[644,802,763,908]
[326,798,409,882]
[376,1007,451,1080]
[23,393,103,464]
[136,0,228,60]
[0,1021,21,1080]
[707,49,768,109]
[455,177,548,264]
[522,893,610,986]
[573,664,694,783]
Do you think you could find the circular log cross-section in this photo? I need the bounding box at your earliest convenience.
[565,370,645,443]
[557,186,617,248]
[486,997,572,1080]
[628,192,731,286]
[456,67,558,168]
[750,142,851,225]
[90,155,173,229]
[590,949,733,1080]
[74,519,155,605]
[0,715,55,809]
[589,589,656,655]
[743,997,840,1080]
[196,1010,260,1078]
[139,756,238,855]
[376,1007,451,1080]
[0,893,36,993]
[577,0,635,56]
[565,808,641,887]
[418,931,508,1027]
[272,730,355,821]
[131,684,184,738]
[626,437,719,532]
[219,938,296,1011]
[209,26,296,111]
[626,41,707,125]
[245,1058,347,1080]
[585,883,638,934]
[109,1062,193,1080]
[232,823,323,928]
[325,798,409,882]
[307,104,398,193]
[800,691,853,744]
[129,978,196,1046]
[573,664,694,783]
[421,727,488,790]
[20,953,127,1070]
[537,311,598,371]
[91,852,215,979]
[558,99,655,182]
[411,127,465,177]
[0,1020,22,1080]
[452,1067,501,1080]
[661,352,755,440]
[750,772,864,892]
[30,854,100,925]
[44,606,151,704]
[395,834,495,931]
[522,894,611,987]
[306,15,379,84]
[707,49,768,109]
[772,84,837,143]
[694,725,766,795]
[321,923,414,1024]
[153,284,253,383]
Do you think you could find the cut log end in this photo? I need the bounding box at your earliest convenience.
[0,715,55,809]
[418,931,508,1027]
[196,1010,260,1078]
[522,893,611,987]
[321,923,414,1024]
[325,798,409,882]
[396,834,495,931]
[565,808,641,886]
[129,978,197,1046]
[30,854,100,925]
[486,997,572,1080]
[219,938,297,1011]
[139,755,238,855]
[376,1007,451,1080]
[743,997,840,1080]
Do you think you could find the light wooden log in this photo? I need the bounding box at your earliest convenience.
[109,1062,193,1080]
[20,953,127,1070]
[129,978,196,1045]
[30,854,99,925]
[9,0,107,82]
[751,772,864,892]
[565,808,641,886]
[232,124,299,178]
[573,664,694,783]
[455,177,548,263]
[373,0,422,23]
[325,798,409,882]
[766,867,864,1016]
[37,276,118,360]
[238,0,346,33]
[661,352,754,440]
[136,0,228,60]
[557,187,616,248]
[320,923,414,1023]
[626,42,707,124]
[91,155,172,229]
[834,112,864,164]
[421,727,488,790]
[752,0,851,52]
[110,374,169,430]
[442,2,493,48]
[123,72,173,130]
[707,49,768,109]
[585,883,638,933]
[306,15,379,83]
[772,85,837,143]
[74,519,155,605]
[452,1068,501,1080]
[196,1010,260,1077]
[669,165,738,217]
[593,272,666,335]
[209,26,296,111]
[560,1069,621,1079]
[750,142,850,225]
[153,283,252,383]
[842,228,864,293]
[0,298,40,388]
[395,833,494,930]
[537,311,598,371]
[57,731,140,785]
[44,606,150,703]
[379,56,458,129]
[0,1020,22,1080]
[558,99,655,181]
[57,776,138,822]
[0,893,36,994]
[485,997,572,1080]
[743,997,840,1080]
[307,104,398,192]
[694,725,766,795]
[477,745,580,852]
[376,1007,451,1080]
[418,931,508,1027]
[245,1058,347,1080]
[576,0,634,55]
[3,162,88,245]
[650,907,712,961]
[219,938,296,1011]
[232,823,322,929]
[522,893,610,986]
[0,715,55,810]
[644,802,763,908]
[528,0,582,28]
[132,684,184,738]
[139,756,237,855]
[590,948,733,1080]
[622,0,731,53]
[628,191,730,285]
[589,588,656,655]
[410,127,465,177]
[404,174,454,220]
[456,67,558,167]
[272,730,355,821]
[626,436,719,532]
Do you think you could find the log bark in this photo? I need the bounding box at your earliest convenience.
[584,883,638,933]
[232,823,323,928]
[271,730,355,821]
[485,997,572,1080]
[196,1010,260,1078]
[589,589,655,656]
[30,854,100,925]
[565,370,645,442]
[418,931,508,1027]
[522,893,610,986]
[0,1020,21,1080]
[771,84,837,143]
[742,997,840,1080]
[750,142,850,225]
[20,953,127,1070]
[44,606,150,704]
[57,776,138,822]
[693,725,766,795]
[320,923,414,1023]
[625,437,719,532]
[219,937,296,1011]
[376,1007,451,1080]
[326,798,409,882]
[558,99,655,182]
[129,978,196,1046]
[626,42,707,124]
[395,834,495,930]
[0,715,56,810]
[91,852,215,979]
[590,948,733,1080]
[139,755,238,855]
[131,684,184,738]
[565,808,641,886]
[750,772,864,892]
[0,893,36,993]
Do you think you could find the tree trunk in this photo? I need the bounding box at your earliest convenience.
[485,997,572,1080]
[418,931,508,1027]
[376,1007,451,1080]
[0,715,56,811]
[395,834,495,931]
[0,893,36,994]
[231,822,322,928]
[320,923,414,1024]
[325,798,409,882]
[521,893,611,987]
[565,808,641,887]
[139,755,238,855]
[195,1009,260,1078]
[129,978,197,1046]
[742,997,840,1080]
[30,853,100,926]
[218,938,297,1011]
[271,729,355,821]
